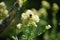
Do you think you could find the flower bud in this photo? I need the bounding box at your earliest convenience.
[46,25,51,29]
[41,1,50,9]
[38,8,47,17]
[18,0,27,7]
[52,3,59,11]
[17,23,22,29]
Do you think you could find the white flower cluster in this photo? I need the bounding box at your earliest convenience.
[21,10,40,27]
[0,2,8,23]
[0,2,9,19]
[0,2,8,15]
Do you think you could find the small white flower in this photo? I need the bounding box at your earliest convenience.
[17,23,22,29]
[28,21,37,27]
[4,10,9,17]
[32,22,37,27]
[46,25,51,29]
[21,13,27,20]
[32,15,40,23]
[0,2,6,12]
[4,10,8,15]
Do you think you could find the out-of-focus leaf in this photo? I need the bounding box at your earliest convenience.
[35,19,47,36]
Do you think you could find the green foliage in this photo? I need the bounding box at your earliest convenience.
[0,0,60,40]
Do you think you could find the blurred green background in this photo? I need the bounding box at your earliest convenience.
[0,0,60,40]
